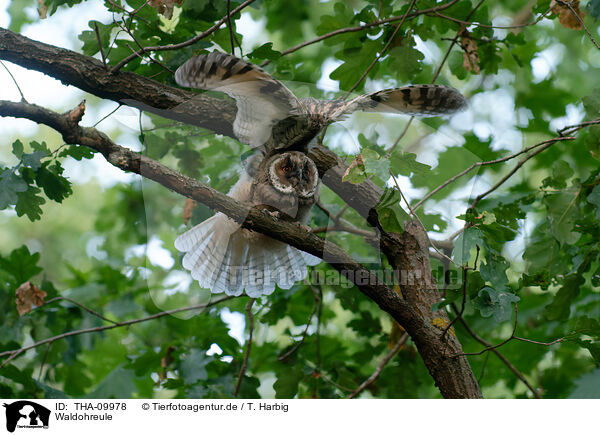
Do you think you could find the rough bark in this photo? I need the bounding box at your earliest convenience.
[0,27,482,398]
[309,145,481,397]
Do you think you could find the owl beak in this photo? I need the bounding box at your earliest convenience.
[291,169,301,186]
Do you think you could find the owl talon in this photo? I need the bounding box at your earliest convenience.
[298,223,312,232]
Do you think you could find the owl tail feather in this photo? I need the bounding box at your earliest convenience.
[175,213,320,298]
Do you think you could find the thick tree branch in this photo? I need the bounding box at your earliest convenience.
[0,27,236,136]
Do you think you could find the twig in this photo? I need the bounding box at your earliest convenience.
[234,298,255,397]
[412,136,576,212]
[347,333,408,398]
[106,0,129,14]
[468,140,558,210]
[37,343,52,382]
[387,1,485,156]
[442,267,468,340]
[316,200,335,221]
[93,103,123,127]
[343,0,417,98]
[0,61,26,101]
[477,351,489,383]
[430,0,486,93]
[226,0,242,56]
[430,227,466,251]
[303,360,355,392]
[333,204,350,222]
[430,7,552,30]
[558,118,600,136]
[453,305,541,398]
[110,0,257,72]
[118,22,174,74]
[310,285,323,398]
[313,202,373,237]
[260,0,462,67]
[511,336,564,346]
[227,0,235,55]
[313,285,322,374]
[454,304,564,359]
[386,117,414,156]
[556,0,600,50]
[278,289,320,361]
[93,22,107,67]
[38,296,119,324]
[0,296,234,369]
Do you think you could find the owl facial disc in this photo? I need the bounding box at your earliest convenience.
[267,152,319,199]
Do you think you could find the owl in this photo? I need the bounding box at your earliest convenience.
[174,150,321,298]
[173,52,467,297]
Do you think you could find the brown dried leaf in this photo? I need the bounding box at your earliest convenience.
[551,0,584,30]
[15,281,47,316]
[342,154,365,180]
[37,0,48,19]
[150,0,183,20]
[183,198,197,224]
[460,31,480,74]
[158,346,176,384]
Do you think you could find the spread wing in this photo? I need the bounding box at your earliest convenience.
[175,52,300,148]
[327,84,468,120]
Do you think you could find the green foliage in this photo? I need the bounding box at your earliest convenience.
[1,0,600,400]
[1,140,76,221]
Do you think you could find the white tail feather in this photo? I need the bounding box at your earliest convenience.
[175,213,320,297]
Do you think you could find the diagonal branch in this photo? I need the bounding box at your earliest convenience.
[0,98,418,340]
[453,305,541,399]
[0,26,237,136]
[0,296,235,369]
[110,0,258,72]
[347,333,409,398]
[412,136,576,212]
[259,0,461,67]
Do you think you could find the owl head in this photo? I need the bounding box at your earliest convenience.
[267,151,319,199]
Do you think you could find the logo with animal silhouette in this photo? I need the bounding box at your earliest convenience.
[3,401,50,432]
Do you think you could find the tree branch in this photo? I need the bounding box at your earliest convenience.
[0,296,236,369]
[412,136,576,212]
[110,0,258,72]
[0,26,237,136]
[347,333,409,399]
[234,298,255,397]
[259,0,462,67]
[453,305,542,399]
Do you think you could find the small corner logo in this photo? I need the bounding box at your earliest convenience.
[2,401,50,433]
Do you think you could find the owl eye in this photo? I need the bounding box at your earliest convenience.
[282,166,292,173]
